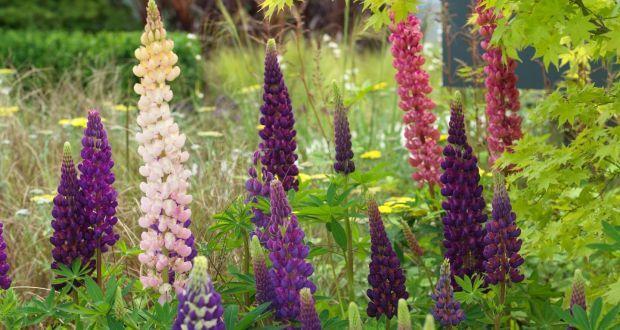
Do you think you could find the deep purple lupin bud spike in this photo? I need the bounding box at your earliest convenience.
[366,200,409,320]
[172,256,225,330]
[0,222,11,290]
[439,93,487,287]
[333,85,355,175]
[299,287,322,330]
[251,235,274,305]
[266,180,315,324]
[78,110,119,253]
[431,259,465,326]
[483,174,524,284]
[51,142,95,274]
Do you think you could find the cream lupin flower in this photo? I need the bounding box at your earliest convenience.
[133,0,196,304]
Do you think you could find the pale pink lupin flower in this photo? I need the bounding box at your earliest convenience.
[389,14,442,190]
[133,0,196,303]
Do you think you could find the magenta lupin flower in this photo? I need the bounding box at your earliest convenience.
[483,175,524,284]
[431,259,465,326]
[476,1,522,164]
[51,142,95,273]
[78,110,119,253]
[389,13,442,188]
[0,222,11,290]
[299,287,322,330]
[333,87,355,175]
[265,180,315,324]
[250,235,274,305]
[440,94,487,287]
[366,200,409,319]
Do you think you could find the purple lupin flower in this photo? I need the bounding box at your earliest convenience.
[333,86,355,175]
[78,110,119,252]
[172,256,224,330]
[440,93,487,287]
[483,175,524,284]
[266,179,315,324]
[50,142,95,273]
[366,200,409,319]
[250,235,274,305]
[246,151,274,245]
[0,222,11,290]
[258,39,299,191]
[299,287,322,330]
[431,259,465,327]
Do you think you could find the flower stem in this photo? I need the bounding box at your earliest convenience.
[242,230,251,307]
[96,247,102,289]
[385,317,391,330]
[494,281,507,330]
[343,176,355,301]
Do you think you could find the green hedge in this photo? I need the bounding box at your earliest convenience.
[0,29,203,98]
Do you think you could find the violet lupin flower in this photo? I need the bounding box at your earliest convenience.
[51,142,95,273]
[476,1,522,164]
[172,256,224,330]
[483,175,524,284]
[250,235,274,305]
[246,151,274,245]
[0,222,11,290]
[333,86,355,175]
[440,93,487,287]
[366,200,409,319]
[299,287,321,330]
[78,111,119,253]
[431,259,465,327]
[389,14,442,188]
[265,180,315,324]
[259,39,299,191]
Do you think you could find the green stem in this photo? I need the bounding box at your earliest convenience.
[343,175,354,301]
[96,247,102,289]
[242,231,251,307]
[414,255,435,290]
[342,0,351,96]
[326,235,346,317]
[385,317,391,330]
[494,281,506,330]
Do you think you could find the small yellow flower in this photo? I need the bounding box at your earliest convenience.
[298,173,311,182]
[378,205,393,214]
[387,196,415,204]
[241,84,261,94]
[0,68,16,75]
[360,150,382,159]
[370,82,387,91]
[58,117,88,128]
[197,106,215,113]
[479,168,493,177]
[0,106,19,117]
[309,173,328,181]
[30,194,55,204]
[113,104,136,112]
[257,124,265,130]
[197,131,224,138]
[439,134,448,142]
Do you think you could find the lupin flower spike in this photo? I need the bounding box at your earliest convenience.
[366,200,409,319]
[134,0,196,303]
[333,84,355,175]
[250,235,273,305]
[401,222,424,257]
[389,13,442,188]
[483,174,524,284]
[570,270,586,313]
[172,256,225,330]
[258,38,299,191]
[248,38,300,244]
[422,314,436,330]
[266,179,315,323]
[476,0,522,164]
[397,299,412,330]
[78,111,119,253]
[51,142,95,274]
[431,259,465,327]
[348,302,363,330]
[440,93,487,287]
[0,222,11,290]
[299,287,322,330]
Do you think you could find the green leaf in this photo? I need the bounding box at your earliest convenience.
[224,305,239,330]
[598,303,620,330]
[326,220,347,251]
[589,297,602,329]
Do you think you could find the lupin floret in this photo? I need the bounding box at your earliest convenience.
[134,0,196,303]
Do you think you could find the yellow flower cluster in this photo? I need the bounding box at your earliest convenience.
[0,106,19,117]
[378,196,427,216]
[298,173,328,183]
[360,150,382,159]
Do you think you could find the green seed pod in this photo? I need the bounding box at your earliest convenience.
[348,302,363,330]
[397,299,412,330]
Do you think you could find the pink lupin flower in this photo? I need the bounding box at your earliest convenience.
[389,13,442,189]
[476,1,522,164]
